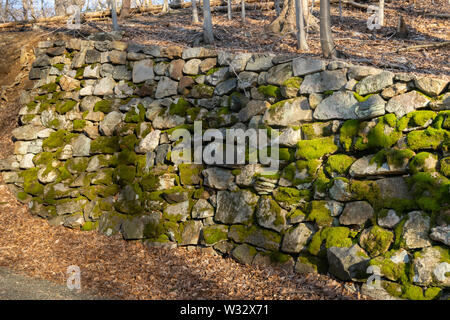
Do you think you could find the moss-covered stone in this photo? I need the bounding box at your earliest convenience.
[308,226,354,257]
[65,157,89,174]
[55,99,77,114]
[90,136,120,154]
[114,165,136,186]
[407,172,450,212]
[307,201,334,227]
[407,127,449,151]
[258,85,281,98]
[169,98,191,117]
[93,99,112,113]
[178,163,204,185]
[339,119,360,152]
[440,157,450,177]
[397,110,437,131]
[273,187,309,206]
[201,224,228,246]
[20,168,44,196]
[296,136,338,160]
[324,154,355,177]
[409,152,438,174]
[42,130,77,151]
[370,148,415,168]
[359,226,394,257]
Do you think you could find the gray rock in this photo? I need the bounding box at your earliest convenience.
[93,76,116,96]
[132,59,155,83]
[202,167,234,190]
[255,196,287,232]
[347,65,381,80]
[232,244,257,265]
[266,63,293,86]
[281,223,314,253]
[112,65,132,81]
[228,53,252,73]
[378,209,401,229]
[83,64,100,78]
[355,71,394,95]
[12,125,46,141]
[412,246,450,287]
[191,199,215,219]
[215,190,259,224]
[349,154,408,177]
[430,226,450,247]
[292,57,326,76]
[245,54,274,71]
[237,71,259,90]
[402,211,432,249]
[19,153,34,169]
[63,213,85,229]
[300,69,347,94]
[385,91,430,118]
[121,212,160,240]
[71,134,91,157]
[164,201,190,222]
[339,201,374,226]
[313,91,358,120]
[262,97,311,126]
[183,58,202,75]
[238,100,270,122]
[234,164,263,186]
[375,177,413,202]
[329,179,352,201]
[354,94,386,120]
[327,244,370,281]
[99,111,123,136]
[56,198,88,215]
[37,167,58,184]
[0,156,19,171]
[214,78,237,96]
[179,220,203,245]
[414,77,448,97]
[182,47,217,60]
[136,130,161,154]
[155,76,178,98]
[278,127,302,147]
[205,67,230,86]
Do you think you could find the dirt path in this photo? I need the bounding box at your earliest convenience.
[0,267,102,300]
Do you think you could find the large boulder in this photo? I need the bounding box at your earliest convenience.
[327,244,370,281]
[215,190,259,225]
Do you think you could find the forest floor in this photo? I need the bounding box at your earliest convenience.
[0,0,447,300]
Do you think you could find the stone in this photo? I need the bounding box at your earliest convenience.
[59,75,80,91]
[412,246,450,287]
[354,94,386,120]
[263,97,311,126]
[71,134,91,157]
[179,220,203,245]
[228,53,252,73]
[202,167,234,190]
[375,177,413,202]
[56,198,88,215]
[215,190,259,225]
[237,71,259,90]
[112,65,132,81]
[121,213,160,240]
[0,156,19,171]
[32,55,51,67]
[300,69,347,94]
[213,78,237,96]
[231,244,257,265]
[360,281,401,300]
[313,91,358,120]
[359,226,394,257]
[205,67,230,86]
[381,82,409,99]
[37,167,58,184]
[402,211,432,249]
[385,91,430,118]
[169,59,185,80]
[281,223,314,253]
[132,59,155,83]
[245,54,274,71]
[355,71,394,95]
[182,47,217,60]
[155,76,178,99]
[85,49,101,63]
[347,65,381,80]
[93,76,116,96]
[349,154,408,177]
[329,179,352,202]
[63,213,85,229]
[414,77,448,97]
[99,111,123,136]
[277,127,302,147]
[12,125,46,141]
[19,153,34,169]
[266,63,293,86]
[164,201,190,222]
[255,196,287,232]
[136,130,161,154]
[108,50,127,64]
[292,57,326,76]
[183,58,202,75]
[199,58,217,73]
[238,100,270,122]
[229,225,281,251]
[378,209,401,229]
[339,201,374,226]
[327,244,370,281]
[191,199,214,219]
[430,226,450,247]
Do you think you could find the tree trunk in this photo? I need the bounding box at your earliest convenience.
[227,0,231,20]
[162,0,169,13]
[110,0,119,30]
[119,0,131,19]
[267,0,296,34]
[274,0,281,16]
[54,0,65,16]
[320,0,336,58]
[379,0,384,26]
[241,0,245,22]
[203,0,214,44]
[192,0,199,23]
[295,0,308,50]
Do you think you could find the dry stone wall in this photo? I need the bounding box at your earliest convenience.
[1,34,450,300]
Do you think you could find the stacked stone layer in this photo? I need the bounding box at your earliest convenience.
[1,36,450,300]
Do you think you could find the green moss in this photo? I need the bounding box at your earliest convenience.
[409,152,437,174]
[398,110,437,131]
[307,201,333,227]
[296,253,328,274]
[206,67,220,75]
[361,226,394,257]
[440,157,450,177]
[125,104,146,123]
[143,219,165,240]
[52,63,65,71]
[313,167,331,195]
[369,148,415,168]
[353,92,373,102]
[432,110,450,130]
[41,82,58,93]
[42,130,76,151]
[258,85,281,98]
[407,127,449,151]
[382,281,403,298]
[90,136,120,154]
[402,284,425,300]
[93,100,112,113]
[75,67,85,79]
[117,150,137,166]
[114,165,136,186]
[273,187,309,206]
[324,154,355,176]
[424,287,442,300]
[202,225,228,245]
[366,114,402,150]
[339,119,360,152]
[350,180,380,205]
[192,84,214,98]
[65,157,89,173]
[140,173,160,192]
[282,77,302,89]
[20,168,44,196]
[73,119,86,130]
[178,164,203,186]
[407,172,450,212]
[296,136,338,160]
[33,152,55,166]
[308,227,353,257]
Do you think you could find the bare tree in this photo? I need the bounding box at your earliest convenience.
[379,0,385,26]
[162,0,169,13]
[120,0,130,19]
[192,0,199,23]
[227,0,231,20]
[295,0,308,50]
[203,0,214,44]
[241,0,245,22]
[320,0,336,58]
[110,0,119,30]
[267,0,296,34]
